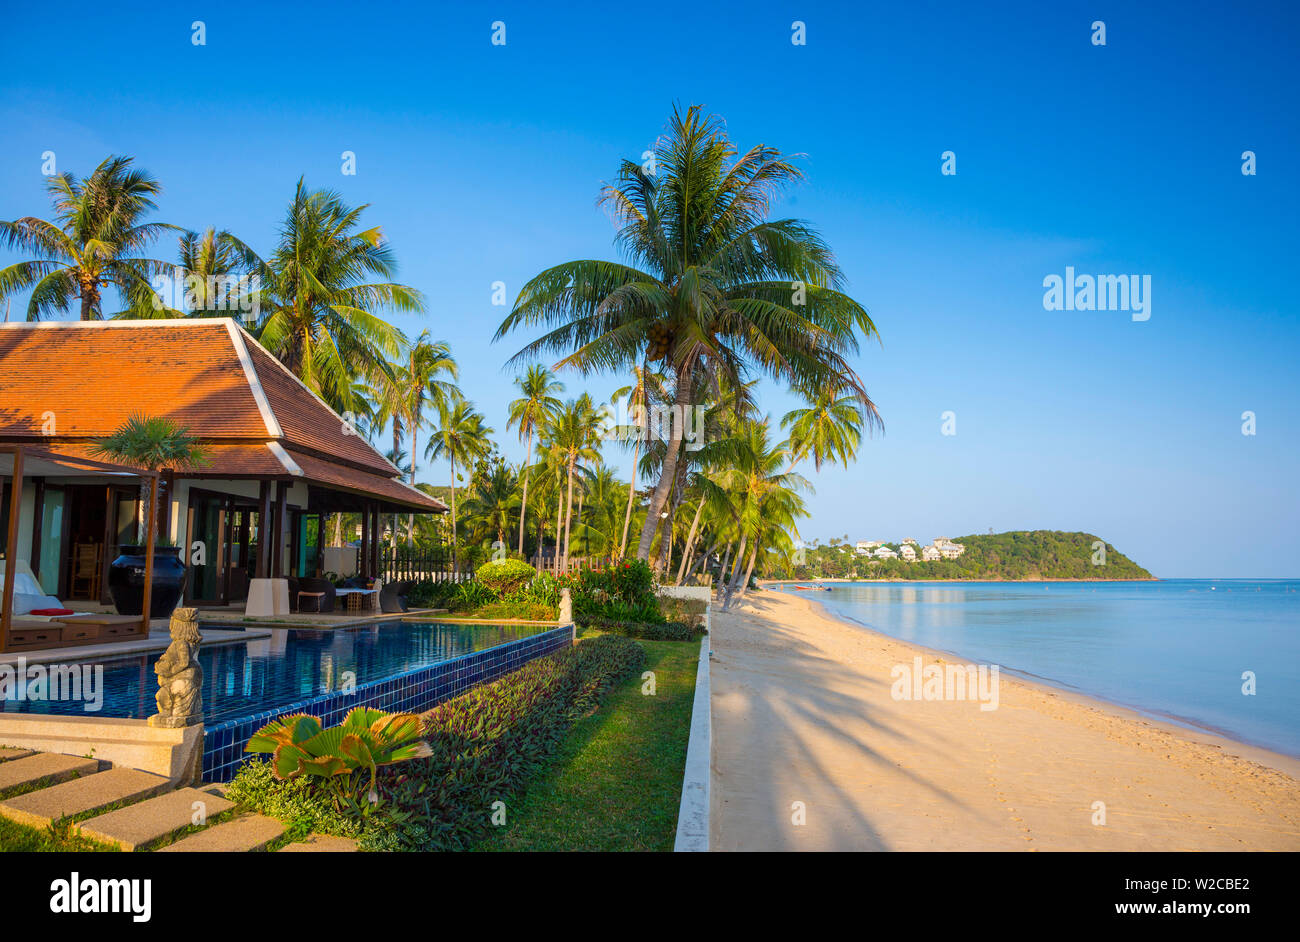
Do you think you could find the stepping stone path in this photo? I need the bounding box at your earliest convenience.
[0,768,169,829]
[0,749,354,852]
[0,753,98,794]
[76,787,236,851]
[157,813,285,852]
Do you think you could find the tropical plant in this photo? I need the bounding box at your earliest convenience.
[781,375,873,471]
[0,155,173,320]
[497,105,879,562]
[254,179,423,410]
[507,364,563,555]
[244,707,432,804]
[475,558,537,596]
[425,397,494,570]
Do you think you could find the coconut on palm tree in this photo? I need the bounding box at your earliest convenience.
[0,155,173,320]
[497,105,878,562]
[507,364,563,555]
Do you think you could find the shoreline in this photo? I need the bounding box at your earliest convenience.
[709,590,1300,850]
[794,591,1300,777]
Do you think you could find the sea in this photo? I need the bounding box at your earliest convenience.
[774,579,1300,756]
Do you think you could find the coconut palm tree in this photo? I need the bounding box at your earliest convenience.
[497,104,878,562]
[507,365,563,556]
[781,376,876,472]
[369,333,458,543]
[0,155,173,320]
[609,363,667,558]
[462,460,520,548]
[425,397,493,571]
[255,179,423,411]
[713,418,810,607]
[545,396,606,570]
[128,227,264,319]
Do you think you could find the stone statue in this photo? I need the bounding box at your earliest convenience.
[148,607,204,728]
[558,587,573,626]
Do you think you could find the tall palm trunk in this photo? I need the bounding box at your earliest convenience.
[553,482,564,574]
[618,437,641,557]
[562,458,576,569]
[448,455,458,573]
[634,371,692,560]
[517,427,534,555]
[717,542,733,592]
[675,497,706,584]
[687,540,718,580]
[738,547,758,598]
[406,421,418,545]
[723,532,749,609]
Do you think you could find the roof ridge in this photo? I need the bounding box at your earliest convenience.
[224,321,284,439]
[236,325,403,476]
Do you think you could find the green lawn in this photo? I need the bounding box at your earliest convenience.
[0,814,117,852]
[474,633,701,852]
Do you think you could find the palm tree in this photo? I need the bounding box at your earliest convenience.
[425,397,493,571]
[462,461,520,548]
[89,413,210,547]
[507,365,563,555]
[609,363,667,558]
[781,376,877,471]
[713,418,809,607]
[255,179,423,411]
[126,227,264,319]
[497,105,878,562]
[369,333,458,544]
[547,396,606,570]
[0,155,173,320]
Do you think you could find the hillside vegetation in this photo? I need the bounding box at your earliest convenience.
[787,531,1153,581]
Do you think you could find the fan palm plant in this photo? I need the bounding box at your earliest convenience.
[497,104,878,562]
[0,155,173,320]
[255,179,424,411]
[507,364,563,555]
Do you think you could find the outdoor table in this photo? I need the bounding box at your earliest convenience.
[335,588,379,613]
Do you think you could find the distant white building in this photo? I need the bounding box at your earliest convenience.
[900,544,917,560]
[921,545,941,562]
[935,538,966,559]
[855,540,883,555]
[901,537,918,546]
[874,545,898,559]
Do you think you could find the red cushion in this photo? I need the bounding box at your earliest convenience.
[29,608,75,616]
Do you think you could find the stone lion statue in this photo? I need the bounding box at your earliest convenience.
[148,607,204,728]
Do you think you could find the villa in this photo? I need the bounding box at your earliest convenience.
[873,545,898,559]
[0,319,447,650]
[934,538,966,559]
[900,544,917,560]
[921,545,941,561]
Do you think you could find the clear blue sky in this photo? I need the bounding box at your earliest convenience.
[2,1,1297,578]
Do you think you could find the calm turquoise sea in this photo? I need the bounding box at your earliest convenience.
[776,579,1300,756]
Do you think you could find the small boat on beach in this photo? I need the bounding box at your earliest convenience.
[793,584,832,591]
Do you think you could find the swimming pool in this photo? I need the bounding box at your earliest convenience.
[1,619,573,781]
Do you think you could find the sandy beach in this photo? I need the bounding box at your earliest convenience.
[710,590,1300,851]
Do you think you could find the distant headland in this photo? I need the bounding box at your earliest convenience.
[778,530,1154,581]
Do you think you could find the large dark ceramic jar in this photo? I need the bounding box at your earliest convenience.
[108,546,188,617]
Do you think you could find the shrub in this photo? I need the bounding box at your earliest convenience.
[476,559,537,596]
[451,580,497,610]
[405,579,460,610]
[226,759,366,841]
[581,618,705,642]
[569,559,664,624]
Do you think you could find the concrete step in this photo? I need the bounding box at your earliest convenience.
[278,834,359,852]
[157,813,285,852]
[76,787,236,851]
[0,767,171,829]
[0,747,36,763]
[0,753,98,794]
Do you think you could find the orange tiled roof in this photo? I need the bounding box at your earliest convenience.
[0,319,447,512]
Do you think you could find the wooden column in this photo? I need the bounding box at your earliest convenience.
[371,504,382,580]
[359,504,369,580]
[314,513,325,576]
[273,481,288,577]
[256,480,272,579]
[2,446,24,651]
[139,475,158,634]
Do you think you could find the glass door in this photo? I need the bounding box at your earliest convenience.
[187,491,228,605]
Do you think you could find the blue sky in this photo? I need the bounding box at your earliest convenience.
[2,1,1297,577]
